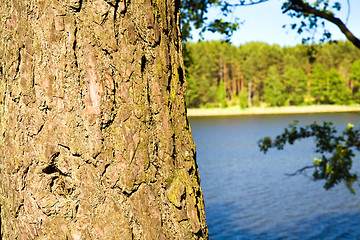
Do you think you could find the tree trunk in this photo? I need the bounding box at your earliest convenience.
[0,0,208,239]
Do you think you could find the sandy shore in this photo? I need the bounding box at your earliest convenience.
[187,105,360,117]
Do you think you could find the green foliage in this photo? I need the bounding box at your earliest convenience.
[351,60,360,81]
[310,65,351,104]
[258,121,360,193]
[180,0,241,42]
[264,66,286,106]
[326,68,351,104]
[281,0,343,43]
[185,75,202,107]
[185,40,360,108]
[283,67,308,105]
[181,1,359,50]
[350,60,360,100]
[216,80,227,108]
[238,89,248,109]
[310,64,328,103]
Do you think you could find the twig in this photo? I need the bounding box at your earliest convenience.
[285,165,315,176]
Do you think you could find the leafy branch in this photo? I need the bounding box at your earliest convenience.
[282,0,360,48]
[181,0,360,51]
[258,121,360,193]
[180,0,271,42]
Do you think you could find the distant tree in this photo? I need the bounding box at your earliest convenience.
[283,53,300,70]
[243,42,273,103]
[216,80,228,108]
[310,64,329,103]
[283,67,308,105]
[264,66,286,106]
[238,88,249,109]
[350,60,360,100]
[185,75,202,107]
[326,68,351,104]
[186,40,359,108]
[316,45,335,70]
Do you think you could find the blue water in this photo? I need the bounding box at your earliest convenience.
[189,113,360,240]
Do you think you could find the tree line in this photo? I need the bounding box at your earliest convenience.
[185,40,360,108]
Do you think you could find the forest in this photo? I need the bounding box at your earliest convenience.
[185,40,360,108]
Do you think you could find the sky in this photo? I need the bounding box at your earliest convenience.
[190,0,360,47]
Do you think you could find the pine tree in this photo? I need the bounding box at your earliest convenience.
[283,67,308,105]
[264,66,286,106]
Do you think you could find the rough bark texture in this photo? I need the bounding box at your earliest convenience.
[0,0,208,239]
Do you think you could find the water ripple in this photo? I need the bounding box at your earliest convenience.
[190,113,360,239]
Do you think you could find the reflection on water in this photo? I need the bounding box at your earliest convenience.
[189,113,360,240]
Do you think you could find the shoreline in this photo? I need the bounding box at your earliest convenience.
[187,105,360,117]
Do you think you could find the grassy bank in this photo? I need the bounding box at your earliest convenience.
[187,105,360,117]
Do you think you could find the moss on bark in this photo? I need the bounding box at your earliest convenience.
[0,0,208,239]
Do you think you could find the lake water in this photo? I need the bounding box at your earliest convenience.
[189,113,360,240]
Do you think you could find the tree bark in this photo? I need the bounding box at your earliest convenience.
[0,0,208,239]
